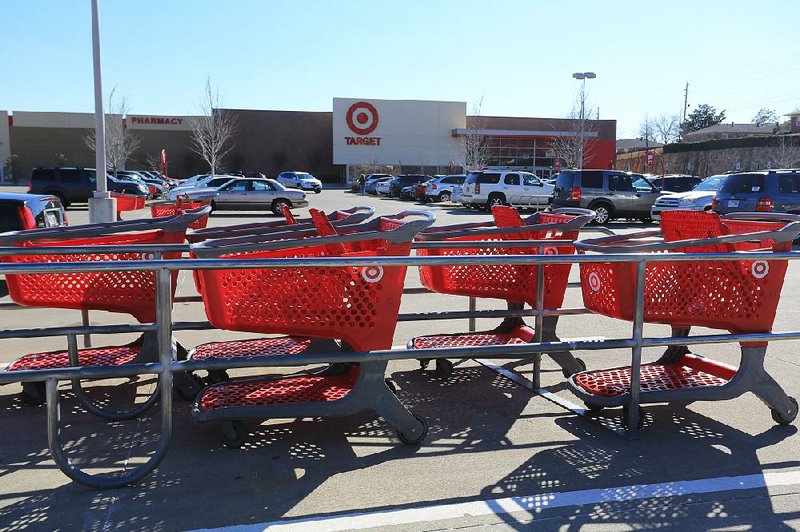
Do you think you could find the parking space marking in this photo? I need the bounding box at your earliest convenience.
[191,470,800,531]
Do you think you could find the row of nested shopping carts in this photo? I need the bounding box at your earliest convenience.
[0,200,799,488]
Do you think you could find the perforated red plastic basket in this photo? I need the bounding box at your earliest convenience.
[151,201,211,229]
[579,210,793,334]
[111,193,146,215]
[2,229,186,323]
[193,214,432,351]
[417,207,588,308]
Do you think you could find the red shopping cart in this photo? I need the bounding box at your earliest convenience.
[189,210,435,448]
[186,207,376,384]
[151,197,212,229]
[408,206,595,379]
[0,207,209,407]
[569,210,800,425]
[111,192,146,220]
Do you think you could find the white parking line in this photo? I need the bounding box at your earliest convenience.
[190,470,800,532]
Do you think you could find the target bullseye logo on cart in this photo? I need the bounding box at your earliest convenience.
[751,260,769,279]
[588,271,601,292]
[361,266,384,283]
[346,101,379,135]
[543,247,558,256]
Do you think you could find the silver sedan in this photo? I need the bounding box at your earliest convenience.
[179,178,309,214]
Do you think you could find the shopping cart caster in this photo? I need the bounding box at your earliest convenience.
[221,420,248,449]
[397,414,428,445]
[175,373,204,401]
[435,359,453,379]
[771,397,798,426]
[583,402,604,412]
[419,359,430,370]
[204,370,229,385]
[385,378,398,395]
[21,382,46,406]
[562,358,587,378]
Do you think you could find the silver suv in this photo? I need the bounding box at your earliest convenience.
[551,169,661,224]
[460,170,553,210]
[424,174,466,202]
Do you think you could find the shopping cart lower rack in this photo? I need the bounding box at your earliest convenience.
[0,208,209,411]
[568,210,800,425]
[408,206,595,380]
[189,210,435,448]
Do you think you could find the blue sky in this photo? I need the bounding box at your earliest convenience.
[2,0,799,138]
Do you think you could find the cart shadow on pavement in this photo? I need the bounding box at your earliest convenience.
[1,360,799,530]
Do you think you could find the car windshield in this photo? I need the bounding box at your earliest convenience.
[297,173,314,180]
[693,176,725,192]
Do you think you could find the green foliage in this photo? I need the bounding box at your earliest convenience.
[682,104,726,133]
[54,152,68,165]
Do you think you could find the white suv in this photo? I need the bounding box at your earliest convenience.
[461,170,554,209]
[424,174,466,202]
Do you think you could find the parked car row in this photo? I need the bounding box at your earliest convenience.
[168,175,308,214]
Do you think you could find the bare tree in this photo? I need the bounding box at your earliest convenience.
[456,97,491,172]
[189,78,237,176]
[550,105,597,169]
[144,152,162,171]
[768,134,800,168]
[638,115,654,145]
[84,87,141,176]
[752,108,779,126]
[653,114,680,144]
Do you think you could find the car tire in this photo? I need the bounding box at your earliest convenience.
[590,202,613,225]
[314,189,321,194]
[486,193,506,209]
[209,200,218,212]
[272,198,291,216]
[438,191,451,202]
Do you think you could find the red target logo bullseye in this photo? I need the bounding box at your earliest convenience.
[361,265,384,283]
[588,271,601,292]
[543,247,558,255]
[346,101,379,135]
[751,260,769,279]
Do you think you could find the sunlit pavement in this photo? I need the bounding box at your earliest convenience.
[1,188,800,530]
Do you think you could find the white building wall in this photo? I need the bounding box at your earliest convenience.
[332,98,465,166]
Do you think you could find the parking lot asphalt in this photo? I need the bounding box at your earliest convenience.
[2,187,800,531]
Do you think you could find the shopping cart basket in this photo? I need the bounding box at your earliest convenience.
[111,192,146,220]
[186,208,375,384]
[0,207,210,408]
[189,210,435,448]
[568,210,800,424]
[408,206,595,379]
[151,197,212,229]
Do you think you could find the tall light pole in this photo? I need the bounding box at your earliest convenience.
[88,0,116,222]
[572,71,596,169]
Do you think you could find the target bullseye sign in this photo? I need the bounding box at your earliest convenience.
[346,101,379,135]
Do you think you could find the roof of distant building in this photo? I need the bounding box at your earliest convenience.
[616,138,663,153]
[686,123,776,136]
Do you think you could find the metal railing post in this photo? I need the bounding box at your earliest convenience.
[627,260,647,434]
[533,244,546,389]
[468,296,476,332]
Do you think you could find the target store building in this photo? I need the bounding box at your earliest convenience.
[2,98,615,182]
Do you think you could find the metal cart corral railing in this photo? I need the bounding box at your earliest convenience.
[0,223,799,488]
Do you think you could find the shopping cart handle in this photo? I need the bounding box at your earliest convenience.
[722,212,800,224]
[575,221,800,253]
[0,205,211,245]
[415,211,593,242]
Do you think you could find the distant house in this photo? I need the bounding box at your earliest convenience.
[683,122,777,142]
[786,111,800,133]
[616,138,663,154]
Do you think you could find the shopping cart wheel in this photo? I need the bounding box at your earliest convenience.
[771,397,798,426]
[418,359,430,370]
[583,402,604,412]
[21,382,46,406]
[397,414,428,445]
[562,358,587,378]
[204,370,230,385]
[175,373,204,401]
[221,420,248,449]
[435,359,454,379]
[385,378,398,395]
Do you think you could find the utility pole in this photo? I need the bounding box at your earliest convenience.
[682,82,689,124]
